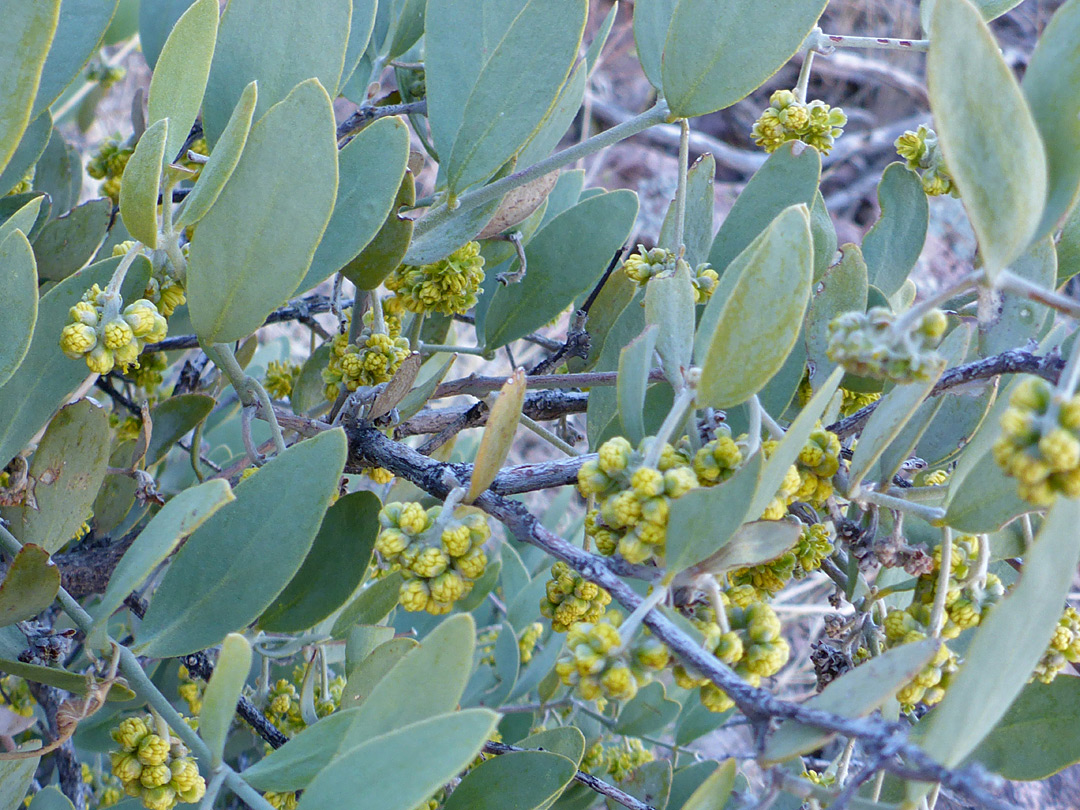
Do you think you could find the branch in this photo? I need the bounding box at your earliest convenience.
[395,389,588,438]
[337,100,427,141]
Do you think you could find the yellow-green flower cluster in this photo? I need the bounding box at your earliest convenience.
[385,241,485,315]
[1032,607,1080,684]
[60,284,168,375]
[176,666,203,717]
[826,307,948,384]
[577,437,700,564]
[263,792,299,810]
[693,430,743,485]
[0,675,33,718]
[797,376,881,416]
[112,241,188,318]
[751,89,847,155]
[674,589,790,713]
[895,125,958,197]
[83,762,123,808]
[263,672,346,737]
[621,246,718,304]
[6,165,34,195]
[588,738,654,782]
[264,360,301,401]
[793,424,842,508]
[518,622,544,664]
[993,377,1080,505]
[554,614,669,702]
[882,611,959,710]
[87,137,133,203]
[322,329,411,401]
[540,561,612,632]
[728,522,835,598]
[108,716,206,809]
[375,502,490,615]
[127,351,168,393]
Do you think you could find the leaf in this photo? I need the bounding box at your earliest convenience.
[968,676,1080,780]
[609,759,671,810]
[1022,0,1080,240]
[0,197,44,245]
[28,786,75,810]
[0,230,37,387]
[695,205,814,409]
[0,657,133,701]
[708,142,820,276]
[943,448,1032,533]
[809,189,837,281]
[246,614,478,790]
[188,79,338,343]
[145,394,215,466]
[135,428,347,658]
[6,399,110,553]
[147,0,219,163]
[139,0,196,70]
[175,81,257,229]
[0,544,59,627]
[485,190,638,349]
[662,0,827,118]
[763,639,940,764]
[693,520,802,577]
[0,254,149,469]
[915,378,996,469]
[201,0,350,145]
[297,115,410,291]
[861,163,929,298]
[658,153,716,269]
[0,111,50,198]
[0,1,59,177]
[295,709,499,810]
[675,701,732,747]
[88,480,234,635]
[614,681,681,737]
[340,0,378,92]
[645,263,695,389]
[804,244,867,394]
[0,757,41,810]
[33,129,82,221]
[340,170,415,291]
[907,497,1080,804]
[120,118,167,249]
[340,637,418,711]
[927,0,1046,277]
[633,0,677,90]
[425,0,586,194]
[617,326,659,447]
[32,198,112,282]
[681,759,736,810]
[199,632,251,765]
[258,491,380,632]
[467,369,526,504]
[979,236,1055,357]
[466,621,520,708]
[444,750,578,810]
[331,572,405,636]
[32,0,118,119]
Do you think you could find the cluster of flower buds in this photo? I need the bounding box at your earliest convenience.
[751,89,847,155]
[674,587,790,713]
[729,522,835,598]
[375,502,490,615]
[111,241,188,319]
[82,762,124,808]
[895,124,958,197]
[582,737,654,782]
[262,671,346,737]
[798,376,881,417]
[322,328,411,401]
[577,437,700,564]
[620,245,718,304]
[1032,606,1080,684]
[518,622,544,664]
[993,377,1080,505]
[60,284,168,375]
[540,561,612,632]
[792,424,842,508]
[554,613,669,702]
[826,307,948,384]
[385,241,485,315]
[693,429,743,485]
[108,716,205,809]
[882,609,960,710]
[264,360,302,401]
[87,137,133,202]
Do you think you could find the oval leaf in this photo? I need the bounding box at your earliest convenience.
[0,2,59,176]
[861,163,929,298]
[120,118,168,249]
[443,750,578,810]
[804,244,867,393]
[0,230,38,387]
[466,369,526,504]
[340,169,415,291]
[617,326,659,447]
[200,632,252,765]
[32,197,112,282]
[31,0,117,119]
[0,544,59,627]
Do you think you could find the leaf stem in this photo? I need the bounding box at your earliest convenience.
[854,488,946,524]
[794,48,816,103]
[203,343,287,456]
[519,413,581,456]
[672,119,690,255]
[809,30,930,53]
[929,527,953,637]
[643,386,695,468]
[996,268,1080,320]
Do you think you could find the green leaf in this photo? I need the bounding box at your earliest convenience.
[176,81,257,229]
[0,230,38,387]
[31,126,81,219]
[645,262,695,389]
[146,393,216,466]
[979,236,1055,357]
[340,637,418,712]
[345,624,396,670]
[695,205,813,409]
[969,676,1080,780]
[668,761,720,810]
[0,1,59,176]
[0,111,50,197]
[404,166,511,265]
[0,193,49,241]
[809,189,837,281]
[0,196,44,246]
[341,0,378,92]
[139,0,196,70]
[32,0,118,119]
[466,621,520,708]
[0,544,59,627]
[200,632,252,765]
[297,116,410,291]
[135,428,347,657]
[88,480,234,636]
[246,614,478,790]
[1057,191,1080,284]
[147,0,219,162]
[259,491,380,632]
[120,118,167,249]
[0,657,134,700]
[444,750,578,810]
[804,244,867,395]
[610,759,671,810]
[943,448,1032,533]
[662,0,827,118]
[5,399,110,553]
[32,197,112,282]
[1022,0,1080,240]
[567,271,637,373]
[680,759,736,810]
[708,142,820,276]
[519,727,585,768]
[614,681,681,737]
[617,325,658,446]
[0,757,41,810]
[426,0,586,194]
[927,0,1047,277]
[331,572,404,637]
[908,497,1080,804]
[763,639,940,764]
[295,709,499,810]
[485,190,638,349]
[659,154,716,269]
[633,0,677,90]
[861,163,928,298]
[0,254,149,468]
[188,79,338,343]
[691,520,802,577]
[340,169,415,291]
[28,786,75,810]
[675,702,732,746]
[915,378,995,469]
[201,0,350,145]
